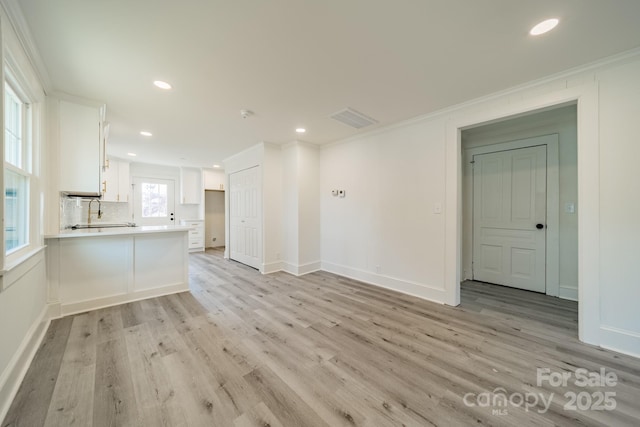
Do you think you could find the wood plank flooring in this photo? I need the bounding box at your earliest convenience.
[3,247,640,426]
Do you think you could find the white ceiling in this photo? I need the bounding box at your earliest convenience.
[14,0,640,168]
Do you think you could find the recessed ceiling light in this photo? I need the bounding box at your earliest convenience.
[153,80,172,90]
[213,164,221,168]
[530,18,559,36]
[140,131,152,137]
[296,128,306,133]
[127,152,137,157]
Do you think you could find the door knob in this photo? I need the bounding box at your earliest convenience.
[536,223,544,229]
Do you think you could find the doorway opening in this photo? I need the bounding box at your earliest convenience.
[461,105,578,302]
[204,190,225,251]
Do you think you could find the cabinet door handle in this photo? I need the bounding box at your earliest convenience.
[102,181,107,193]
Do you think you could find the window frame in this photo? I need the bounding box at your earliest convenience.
[3,73,35,262]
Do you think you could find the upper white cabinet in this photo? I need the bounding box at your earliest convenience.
[204,169,225,191]
[102,158,130,202]
[58,100,104,195]
[180,167,202,204]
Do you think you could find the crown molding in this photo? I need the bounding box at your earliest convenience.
[0,0,52,93]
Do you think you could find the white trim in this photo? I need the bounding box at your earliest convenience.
[281,261,321,276]
[321,261,447,304]
[0,0,51,93]
[447,82,601,346]
[55,282,188,318]
[261,261,283,274]
[559,286,578,301]
[599,326,640,359]
[0,305,49,424]
[464,134,560,298]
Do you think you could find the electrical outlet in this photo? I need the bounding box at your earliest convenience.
[212,237,216,242]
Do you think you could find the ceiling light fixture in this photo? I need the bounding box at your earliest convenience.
[153,80,172,90]
[213,164,221,168]
[140,131,152,137]
[296,128,306,133]
[127,152,137,157]
[530,18,559,36]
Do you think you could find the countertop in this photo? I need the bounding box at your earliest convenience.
[45,225,193,239]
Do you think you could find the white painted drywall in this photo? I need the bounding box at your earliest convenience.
[281,142,320,274]
[204,191,225,248]
[321,119,448,302]
[281,144,299,267]
[297,144,320,269]
[596,58,640,354]
[461,105,578,300]
[262,143,283,272]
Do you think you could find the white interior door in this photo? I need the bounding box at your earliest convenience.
[473,145,546,292]
[229,166,261,269]
[132,177,176,226]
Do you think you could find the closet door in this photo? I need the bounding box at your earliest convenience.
[229,166,261,269]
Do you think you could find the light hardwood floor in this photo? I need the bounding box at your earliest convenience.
[3,248,640,426]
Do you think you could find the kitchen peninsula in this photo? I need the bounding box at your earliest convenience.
[45,225,192,316]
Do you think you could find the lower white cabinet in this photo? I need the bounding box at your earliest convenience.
[180,219,204,252]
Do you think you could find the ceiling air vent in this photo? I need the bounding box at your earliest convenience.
[329,107,378,129]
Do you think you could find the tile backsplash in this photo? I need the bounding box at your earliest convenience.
[60,196,131,229]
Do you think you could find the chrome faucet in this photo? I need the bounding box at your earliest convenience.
[87,198,102,224]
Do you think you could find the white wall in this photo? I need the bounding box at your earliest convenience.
[204,191,224,248]
[320,51,640,357]
[281,142,320,275]
[0,5,49,421]
[597,58,640,353]
[321,119,448,302]
[461,105,578,300]
[297,144,320,269]
[282,144,299,267]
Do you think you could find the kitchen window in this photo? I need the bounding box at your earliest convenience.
[4,81,31,255]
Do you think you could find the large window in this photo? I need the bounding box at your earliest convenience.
[4,82,31,254]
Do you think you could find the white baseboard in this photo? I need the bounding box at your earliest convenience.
[262,261,283,274]
[281,261,321,276]
[321,261,446,304]
[0,306,50,424]
[558,286,578,301]
[58,282,189,317]
[599,325,640,359]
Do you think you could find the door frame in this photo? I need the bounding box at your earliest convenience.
[227,165,262,270]
[464,135,560,297]
[445,82,599,346]
[130,176,177,226]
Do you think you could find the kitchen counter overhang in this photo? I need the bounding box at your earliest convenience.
[45,224,193,239]
[45,225,191,317]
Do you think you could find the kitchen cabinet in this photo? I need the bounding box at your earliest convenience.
[204,169,225,191]
[102,158,130,202]
[180,219,205,252]
[180,167,202,204]
[58,100,105,195]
